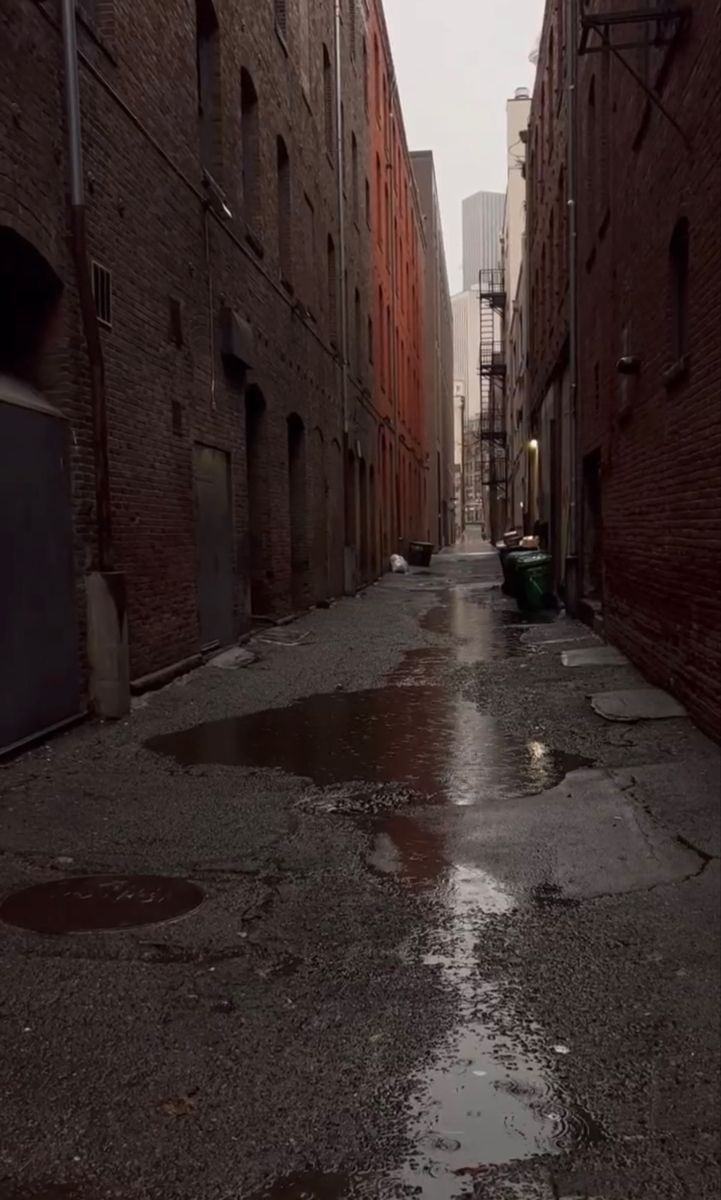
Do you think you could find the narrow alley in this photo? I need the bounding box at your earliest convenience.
[1,538,718,1200]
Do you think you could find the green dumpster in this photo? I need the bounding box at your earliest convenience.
[503,550,537,598]
[515,552,553,611]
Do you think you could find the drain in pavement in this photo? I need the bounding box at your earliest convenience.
[0,875,204,934]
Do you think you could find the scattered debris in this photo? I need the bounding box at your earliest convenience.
[553,1044,571,1055]
[207,646,257,670]
[161,1092,197,1118]
[390,554,409,573]
[254,630,312,648]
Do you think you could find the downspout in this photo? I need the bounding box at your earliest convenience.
[61,0,128,718]
[333,5,349,468]
[388,76,401,550]
[61,0,112,572]
[567,0,580,602]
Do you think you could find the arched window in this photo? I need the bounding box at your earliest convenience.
[274,0,288,41]
[240,68,260,227]
[277,136,291,283]
[196,0,221,177]
[670,217,689,361]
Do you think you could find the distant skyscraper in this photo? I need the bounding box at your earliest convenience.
[462,191,505,290]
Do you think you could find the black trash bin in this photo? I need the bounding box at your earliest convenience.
[408,541,433,568]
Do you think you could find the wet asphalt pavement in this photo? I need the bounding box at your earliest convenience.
[0,536,719,1199]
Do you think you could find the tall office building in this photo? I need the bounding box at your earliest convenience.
[462,190,505,290]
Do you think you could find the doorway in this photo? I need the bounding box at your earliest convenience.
[582,449,603,600]
[245,385,269,614]
[193,443,234,649]
[0,227,80,752]
[287,413,307,609]
[359,457,369,581]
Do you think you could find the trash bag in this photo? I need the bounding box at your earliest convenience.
[390,554,409,574]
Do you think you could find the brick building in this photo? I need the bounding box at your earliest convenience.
[412,150,454,548]
[365,0,427,563]
[0,0,449,752]
[524,0,721,738]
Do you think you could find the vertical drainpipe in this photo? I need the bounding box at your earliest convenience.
[61,0,112,573]
[388,77,400,551]
[333,2,350,525]
[61,0,129,717]
[567,0,580,602]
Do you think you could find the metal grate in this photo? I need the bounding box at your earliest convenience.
[91,261,112,328]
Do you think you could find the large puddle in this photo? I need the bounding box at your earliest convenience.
[146,685,588,804]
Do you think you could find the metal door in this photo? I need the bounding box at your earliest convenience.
[193,444,234,650]
[0,380,80,753]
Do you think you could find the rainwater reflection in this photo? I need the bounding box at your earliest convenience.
[147,686,587,804]
[371,818,601,1196]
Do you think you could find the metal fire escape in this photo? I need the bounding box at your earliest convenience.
[478,267,507,541]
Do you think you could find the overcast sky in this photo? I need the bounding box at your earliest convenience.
[383,0,546,292]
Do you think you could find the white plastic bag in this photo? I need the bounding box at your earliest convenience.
[390,554,409,574]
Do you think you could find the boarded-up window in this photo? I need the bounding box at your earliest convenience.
[277,137,291,283]
[274,0,288,41]
[196,0,221,178]
[240,69,260,227]
[323,45,334,158]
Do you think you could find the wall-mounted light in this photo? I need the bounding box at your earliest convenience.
[616,355,642,375]
[528,438,539,451]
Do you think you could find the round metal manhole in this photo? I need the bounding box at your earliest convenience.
[0,875,204,935]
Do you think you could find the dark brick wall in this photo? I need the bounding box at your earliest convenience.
[1,0,399,686]
[526,0,721,738]
[526,0,569,409]
[576,0,721,739]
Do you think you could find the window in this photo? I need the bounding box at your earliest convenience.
[362,37,369,112]
[274,0,288,42]
[354,288,361,372]
[196,0,221,178]
[376,154,382,246]
[385,184,390,255]
[277,136,291,284]
[351,134,359,223]
[378,285,384,386]
[298,0,311,94]
[327,235,338,346]
[91,260,112,328]
[373,36,380,113]
[669,217,689,362]
[304,194,316,311]
[365,177,371,229]
[323,45,334,158]
[240,69,260,229]
[586,76,596,222]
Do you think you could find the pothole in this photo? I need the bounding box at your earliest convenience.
[0,875,204,934]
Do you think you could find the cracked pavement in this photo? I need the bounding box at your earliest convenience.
[0,537,719,1199]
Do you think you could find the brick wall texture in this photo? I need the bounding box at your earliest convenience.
[1,0,452,712]
[527,0,721,739]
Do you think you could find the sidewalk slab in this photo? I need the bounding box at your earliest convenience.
[591,688,688,722]
[562,646,629,668]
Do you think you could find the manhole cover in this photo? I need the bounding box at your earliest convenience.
[0,875,203,934]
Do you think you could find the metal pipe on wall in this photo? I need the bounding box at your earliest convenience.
[333,0,349,441]
[567,0,580,579]
[61,0,113,573]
